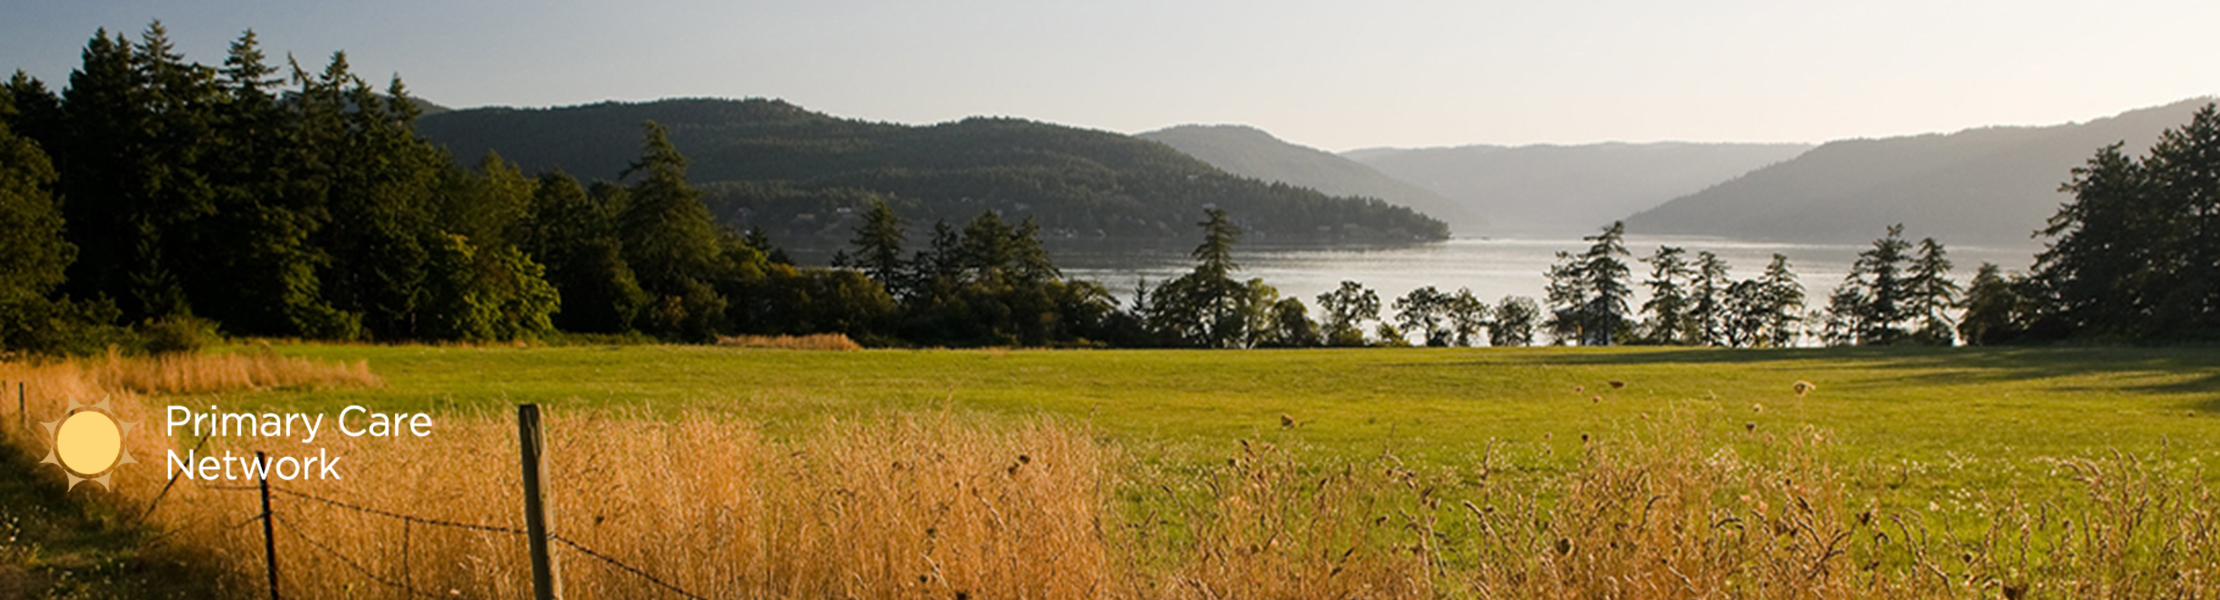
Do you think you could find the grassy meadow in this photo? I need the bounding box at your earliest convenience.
[6,344,2219,598]
[248,343,2220,485]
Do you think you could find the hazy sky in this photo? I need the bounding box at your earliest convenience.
[6,0,2215,151]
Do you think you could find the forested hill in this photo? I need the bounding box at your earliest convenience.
[1136,125,1484,233]
[416,99,1448,245]
[1624,98,2215,247]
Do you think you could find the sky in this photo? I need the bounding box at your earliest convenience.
[5,0,2216,151]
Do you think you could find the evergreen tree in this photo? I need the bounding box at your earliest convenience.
[913,220,964,292]
[1193,208,1240,279]
[55,29,151,317]
[1845,224,1914,345]
[518,171,648,333]
[959,211,1018,285]
[619,121,723,291]
[1149,209,1262,348]
[1819,284,1865,347]
[617,121,727,339]
[2140,104,2220,337]
[1691,251,1731,345]
[1544,257,1583,345]
[1905,237,1959,345]
[310,66,447,339]
[1639,245,1698,345]
[743,227,792,265]
[849,198,907,293]
[1722,279,1776,347]
[1544,221,1632,345]
[1010,217,1060,285]
[2034,103,2220,341]
[198,29,344,337]
[123,22,224,321]
[2,72,64,144]
[1755,254,1805,347]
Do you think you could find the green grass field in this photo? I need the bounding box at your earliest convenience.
[15,344,2215,597]
[230,344,2220,494]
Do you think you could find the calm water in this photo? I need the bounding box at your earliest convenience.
[1054,236,2041,310]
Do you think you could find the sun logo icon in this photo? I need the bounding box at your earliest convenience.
[39,396,138,491]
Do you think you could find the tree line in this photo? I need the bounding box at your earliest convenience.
[1535,220,1960,348]
[0,25,1410,352]
[1534,102,2220,348]
[1963,103,2220,344]
[3,24,2212,354]
[0,25,895,351]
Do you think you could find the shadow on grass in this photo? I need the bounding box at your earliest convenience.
[1419,346,2220,410]
[0,433,230,600]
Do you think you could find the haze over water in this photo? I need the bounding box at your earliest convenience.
[1058,236,2038,319]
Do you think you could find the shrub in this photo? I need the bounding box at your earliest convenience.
[135,314,221,355]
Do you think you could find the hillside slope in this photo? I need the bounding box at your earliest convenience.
[1137,125,1484,232]
[1347,142,1812,237]
[1340,141,1811,237]
[416,99,1447,245]
[1625,98,2215,247]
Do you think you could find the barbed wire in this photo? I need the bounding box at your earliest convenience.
[195,480,716,600]
[11,382,711,598]
[269,486,530,536]
[550,533,713,600]
[273,514,452,599]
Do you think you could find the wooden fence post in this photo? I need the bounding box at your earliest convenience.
[258,451,281,600]
[518,404,561,600]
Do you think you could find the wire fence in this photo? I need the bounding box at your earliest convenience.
[186,475,714,600]
[6,380,698,600]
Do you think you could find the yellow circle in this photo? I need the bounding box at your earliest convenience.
[56,411,122,475]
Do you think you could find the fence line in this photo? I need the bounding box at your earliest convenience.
[11,377,713,600]
[549,533,713,600]
[271,486,531,536]
[273,514,449,599]
[194,480,714,600]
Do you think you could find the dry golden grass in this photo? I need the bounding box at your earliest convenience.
[149,411,1110,599]
[4,353,2215,599]
[715,334,863,351]
[0,350,380,486]
[81,346,383,395]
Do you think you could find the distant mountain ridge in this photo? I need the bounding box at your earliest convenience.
[414,98,1448,246]
[1136,125,1485,232]
[1625,98,2216,248]
[1344,141,1813,237]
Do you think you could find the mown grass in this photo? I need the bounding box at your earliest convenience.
[238,344,2220,486]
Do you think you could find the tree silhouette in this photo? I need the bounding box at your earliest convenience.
[1639,245,1698,345]
[1546,221,1632,345]
[1315,281,1380,347]
[2032,103,2220,341]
